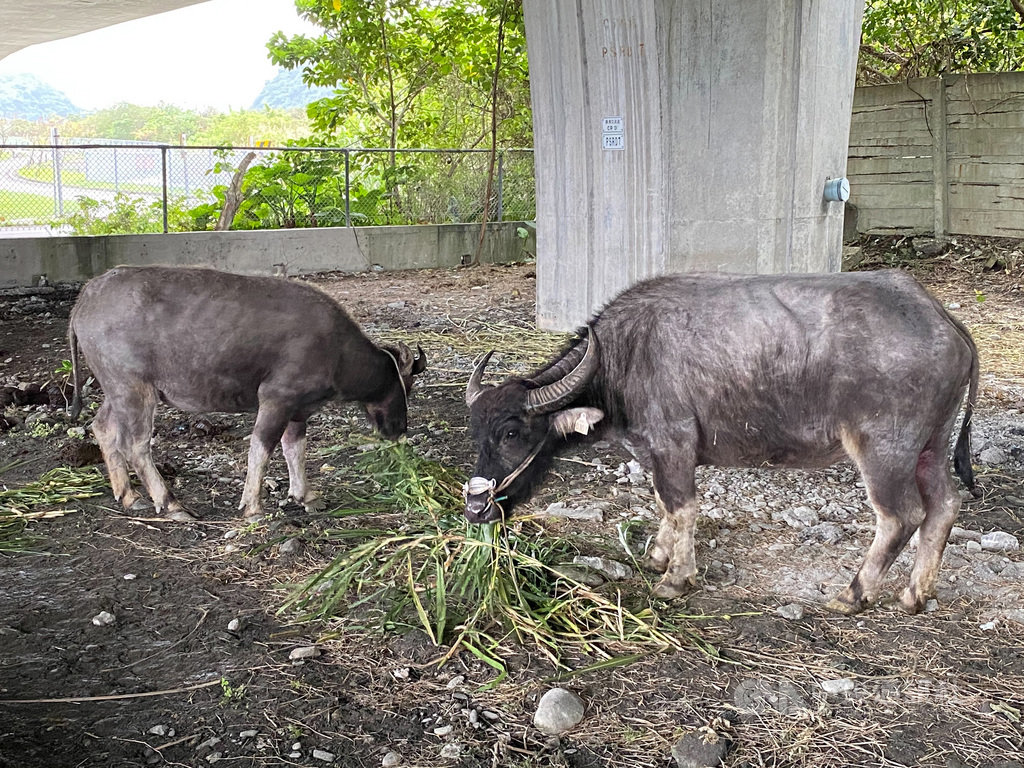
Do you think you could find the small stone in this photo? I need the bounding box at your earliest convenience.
[671,730,731,768]
[981,531,1019,552]
[445,675,465,690]
[387,301,406,309]
[966,540,982,553]
[382,752,402,768]
[433,725,453,737]
[924,599,939,613]
[439,743,462,759]
[979,446,1008,465]
[533,688,585,734]
[572,555,633,580]
[148,725,169,736]
[292,741,303,751]
[205,752,222,763]
[481,710,500,721]
[312,749,335,762]
[198,736,222,751]
[949,526,982,542]
[776,603,804,621]
[802,522,844,545]
[91,611,115,627]
[123,573,137,580]
[542,502,603,521]
[980,620,998,631]
[555,565,605,587]
[781,506,819,529]
[227,619,241,632]
[239,730,257,739]
[819,678,855,695]
[279,538,303,555]
[289,645,320,660]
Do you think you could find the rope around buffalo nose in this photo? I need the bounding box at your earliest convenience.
[462,437,548,518]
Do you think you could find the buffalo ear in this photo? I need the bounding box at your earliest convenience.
[551,407,604,437]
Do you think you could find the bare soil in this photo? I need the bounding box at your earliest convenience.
[1,242,1022,768]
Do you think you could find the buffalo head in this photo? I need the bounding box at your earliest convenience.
[463,330,603,523]
[365,343,427,438]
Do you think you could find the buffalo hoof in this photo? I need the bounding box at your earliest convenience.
[243,509,267,524]
[298,495,326,513]
[120,490,143,510]
[652,574,697,599]
[166,508,198,523]
[898,588,927,615]
[127,497,155,513]
[824,596,866,616]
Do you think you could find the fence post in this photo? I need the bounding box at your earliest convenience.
[344,149,351,227]
[496,151,504,222]
[161,146,169,234]
[50,127,63,217]
[931,76,948,239]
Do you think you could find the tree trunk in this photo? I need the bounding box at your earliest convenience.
[215,151,256,231]
[471,0,509,267]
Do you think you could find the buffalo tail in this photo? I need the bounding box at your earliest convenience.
[951,319,980,497]
[68,323,82,420]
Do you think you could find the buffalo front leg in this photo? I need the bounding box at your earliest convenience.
[240,404,290,522]
[281,419,324,512]
[647,451,700,599]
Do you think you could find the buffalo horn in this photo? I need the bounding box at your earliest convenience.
[465,351,495,406]
[524,329,600,414]
[412,345,428,375]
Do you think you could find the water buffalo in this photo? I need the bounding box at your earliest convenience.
[464,270,978,615]
[69,265,426,522]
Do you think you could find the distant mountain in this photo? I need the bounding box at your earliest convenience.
[0,73,81,120]
[250,68,334,110]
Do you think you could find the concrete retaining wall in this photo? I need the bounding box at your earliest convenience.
[0,222,533,288]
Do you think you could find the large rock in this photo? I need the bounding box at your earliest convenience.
[671,730,731,768]
[533,688,585,734]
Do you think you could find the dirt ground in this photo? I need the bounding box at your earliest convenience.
[1,238,1022,768]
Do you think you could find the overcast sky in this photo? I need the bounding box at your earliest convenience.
[0,0,318,111]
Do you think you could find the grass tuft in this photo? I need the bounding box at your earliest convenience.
[0,466,106,551]
[284,441,713,680]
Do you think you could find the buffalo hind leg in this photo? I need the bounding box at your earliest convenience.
[828,447,925,615]
[281,419,324,512]
[119,388,190,520]
[91,400,138,509]
[901,446,961,614]
[647,451,700,599]
[240,403,291,522]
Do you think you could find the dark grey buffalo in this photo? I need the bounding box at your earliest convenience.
[464,270,978,615]
[69,265,426,521]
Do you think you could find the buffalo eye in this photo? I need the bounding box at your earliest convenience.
[505,428,519,440]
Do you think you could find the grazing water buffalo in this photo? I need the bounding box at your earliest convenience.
[464,270,978,615]
[69,265,426,522]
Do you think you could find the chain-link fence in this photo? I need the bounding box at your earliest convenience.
[0,141,535,236]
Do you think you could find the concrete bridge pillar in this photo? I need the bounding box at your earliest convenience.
[524,0,865,330]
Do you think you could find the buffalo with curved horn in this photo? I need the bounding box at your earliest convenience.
[463,271,978,616]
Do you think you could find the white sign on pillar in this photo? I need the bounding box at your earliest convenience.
[602,116,624,150]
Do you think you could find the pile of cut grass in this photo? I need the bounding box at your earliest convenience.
[284,442,714,681]
[0,466,105,551]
